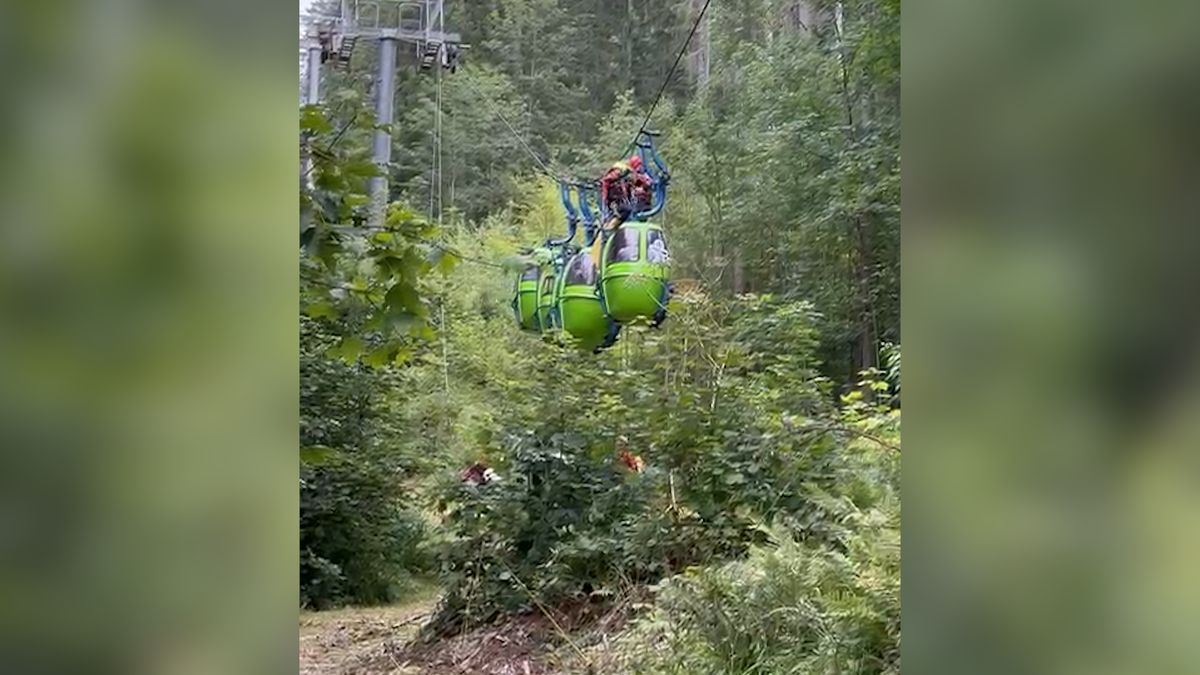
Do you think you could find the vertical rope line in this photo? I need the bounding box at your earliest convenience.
[428,88,436,223]
[437,65,444,225]
[440,300,450,396]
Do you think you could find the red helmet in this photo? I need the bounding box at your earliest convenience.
[628,155,643,171]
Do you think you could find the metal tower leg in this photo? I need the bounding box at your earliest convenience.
[370,36,398,227]
[301,47,323,192]
[305,46,322,104]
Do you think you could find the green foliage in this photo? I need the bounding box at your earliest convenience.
[610,514,900,675]
[300,97,452,365]
[594,368,901,674]
[422,291,899,636]
[296,0,902,647]
[301,454,432,609]
[300,316,433,608]
[430,430,664,631]
[660,0,901,383]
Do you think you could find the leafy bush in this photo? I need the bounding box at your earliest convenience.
[429,415,787,629]
[592,365,900,674]
[610,510,900,675]
[426,299,899,637]
[427,422,786,635]
[429,429,682,633]
[300,455,432,609]
[300,315,435,609]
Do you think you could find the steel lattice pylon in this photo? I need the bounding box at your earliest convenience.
[302,0,461,72]
[300,0,464,225]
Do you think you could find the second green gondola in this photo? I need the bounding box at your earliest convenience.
[556,251,612,351]
[537,265,558,331]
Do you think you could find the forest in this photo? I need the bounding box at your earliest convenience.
[299,0,899,672]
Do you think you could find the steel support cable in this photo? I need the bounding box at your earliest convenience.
[431,242,507,270]
[623,0,714,155]
[459,76,557,178]
[438,7,449,216]
[457,0,716,182]
[417,77,550,272]
[322,223,508,270]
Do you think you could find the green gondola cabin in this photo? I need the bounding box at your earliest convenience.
[537,269,558,331]
[513,264,542,331]
[556,251,612,351]
[600,221,670,324]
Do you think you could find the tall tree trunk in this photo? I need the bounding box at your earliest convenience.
[852,216,878,374]
[625,0,635,90]
[733,249,745,294]
[689,0,712,85]
[836,1,880,381]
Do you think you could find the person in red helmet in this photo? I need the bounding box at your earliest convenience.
[599,154,652,227]
[592,155,653,264]
[627,155,653,214]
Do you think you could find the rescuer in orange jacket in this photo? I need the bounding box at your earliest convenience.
[599,155,652,229]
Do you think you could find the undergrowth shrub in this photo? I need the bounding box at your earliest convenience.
[426,298,900,645]
[610,508,900,675]
[300,456,432,609]
[427,411,837,636]
[429,429,704,634]
[596,403,901,675]
[300,314,436,610]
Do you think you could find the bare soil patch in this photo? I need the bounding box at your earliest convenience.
[300,596,642,675]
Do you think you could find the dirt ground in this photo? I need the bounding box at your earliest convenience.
[300,602,428,674]
[299,595,636,675]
